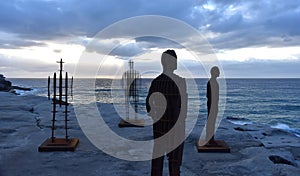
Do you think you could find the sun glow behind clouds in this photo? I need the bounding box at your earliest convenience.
[202,3,216,11]
[0,41,85,64]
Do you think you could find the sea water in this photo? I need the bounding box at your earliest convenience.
[8,78,300,136]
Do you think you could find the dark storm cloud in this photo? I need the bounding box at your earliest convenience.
[86,37,184,58]
[110,42,145,57]
[0,0,197,40]
[135,36,184,49]
[85,38,146,58]
[203,0,300,49]
[0,0,299,52]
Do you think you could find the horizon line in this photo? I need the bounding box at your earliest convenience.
[6,77,300,79]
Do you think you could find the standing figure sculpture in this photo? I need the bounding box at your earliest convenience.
[205,66,220,146]
[196,66,230,153]
[146,50,187,176]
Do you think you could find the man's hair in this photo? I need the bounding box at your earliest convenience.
[161,49,177,68]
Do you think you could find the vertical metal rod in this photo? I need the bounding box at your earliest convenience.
[59,66,63,107]
[134,70,137,120]
[65,72,69,141]
[130,66,132,119]
[125,72,129,120]
[47,76,50,100]
[71,76,73,100]
[129,62,132,120]
[51,73,57,142]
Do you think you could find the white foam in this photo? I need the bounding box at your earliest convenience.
[271,123,300,137]
[228,120,253,125]
[271,123,290,130]
[18,89,36,95]
[14,89,27,95]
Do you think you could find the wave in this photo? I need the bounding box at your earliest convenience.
[15,88,36,96]
[227,117,300,138]
[271,123,300,137]
[15,88,48,98]
[14,89,28,95]
[226,116,253,125]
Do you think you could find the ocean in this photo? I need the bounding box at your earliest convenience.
[8,78,300,137]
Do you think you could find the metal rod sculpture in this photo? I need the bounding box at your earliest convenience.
[118,60,144,127]
[50,59,69,142]
[39,59,78,152]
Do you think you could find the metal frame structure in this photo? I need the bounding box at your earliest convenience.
[118,60,144,128]
[39,59,78,152]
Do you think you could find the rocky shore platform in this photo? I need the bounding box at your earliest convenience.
[0,92,300,176]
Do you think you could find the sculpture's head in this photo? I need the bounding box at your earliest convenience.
[161,49,177,72]
[210,66,220,78]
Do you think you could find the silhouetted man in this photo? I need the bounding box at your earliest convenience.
[146,50,187,176]
[205,66,220,146]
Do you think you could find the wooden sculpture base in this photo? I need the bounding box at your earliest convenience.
[196,140,230,153]
[118,119,145,128]
[38,138,79,152]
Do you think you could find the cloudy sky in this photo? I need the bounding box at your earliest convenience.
[0,0,300,78]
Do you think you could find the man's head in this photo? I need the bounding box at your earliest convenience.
[210,66,220,78]
[161,49,177,73]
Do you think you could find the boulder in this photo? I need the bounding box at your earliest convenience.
[0,74,32,92]
[0,74,12,91]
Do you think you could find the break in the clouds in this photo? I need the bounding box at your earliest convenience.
[0,0,300,77]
